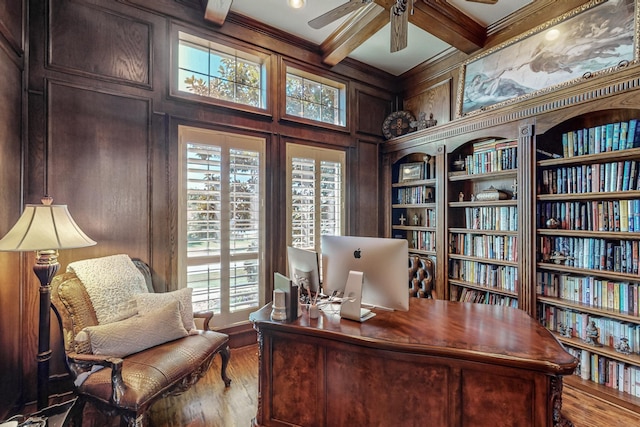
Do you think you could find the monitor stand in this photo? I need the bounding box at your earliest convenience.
[340,270,376,322]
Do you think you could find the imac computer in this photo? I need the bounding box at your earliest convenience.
[287,246,321,295]
[321,235,409,312]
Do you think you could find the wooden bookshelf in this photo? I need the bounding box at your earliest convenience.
[446,137,520,308]
[535,110,640,410]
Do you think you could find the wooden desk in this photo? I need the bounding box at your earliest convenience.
[250,299,578,427]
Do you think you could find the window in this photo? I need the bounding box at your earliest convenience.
[177,31,267,109]
[179,126,266,327]
[286,143,345,255]
[285,68,346,126]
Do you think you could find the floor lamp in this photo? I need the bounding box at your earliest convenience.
[0,196,96,410]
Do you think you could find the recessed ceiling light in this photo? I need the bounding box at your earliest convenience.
[287,0,305,9]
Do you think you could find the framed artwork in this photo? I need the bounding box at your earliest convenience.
[457,0,638,117]
[399,162,423,182]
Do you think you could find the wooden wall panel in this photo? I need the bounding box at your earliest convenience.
[47,82,151,263]
[0,33,24,418]
[403,78,452,127]
[353,140,381,237]
[49,0,151,86]
[355,90,393,137]
[0,0,23,54]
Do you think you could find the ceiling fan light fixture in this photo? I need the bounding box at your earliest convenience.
[287,0,305,9]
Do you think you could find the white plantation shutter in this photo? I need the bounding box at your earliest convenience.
[287,144,345,254]
[179,126,265,327]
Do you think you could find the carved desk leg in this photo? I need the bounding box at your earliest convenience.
[252,328,264,427]
[551,375,574,427]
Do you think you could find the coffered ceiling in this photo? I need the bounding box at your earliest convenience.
[204,0,533,76]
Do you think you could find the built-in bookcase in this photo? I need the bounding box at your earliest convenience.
[391,154,438,257]
[447,138,519,307]
[535,109,640,404]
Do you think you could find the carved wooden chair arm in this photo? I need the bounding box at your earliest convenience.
[194,310,214,330]
[67,352,126,404]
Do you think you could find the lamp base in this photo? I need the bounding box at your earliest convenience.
[33,249,60,410]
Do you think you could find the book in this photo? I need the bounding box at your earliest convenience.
[627,119,637,149]
[620,121,629,150]
[605,123,614,151]
[620,200,629,232]
[613,122,621,151]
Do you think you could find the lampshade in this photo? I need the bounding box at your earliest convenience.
[0,200,96,251]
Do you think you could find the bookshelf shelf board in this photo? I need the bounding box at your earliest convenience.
[448,169,517,182]
[537,229,640,240]
[537,263,640,283]
[449,200,517,208]
[409,249,436,257]
[537,190,640,202]
[564,375,640,414]
[449,227,518,236]
[448,279,518,297]
[392,203,437,209]
[538,147,640,168]
[449,253,518,266]
[392,178,437,188]
[537,295,640,324]
[556,334,640,368]
[393,225,436,232]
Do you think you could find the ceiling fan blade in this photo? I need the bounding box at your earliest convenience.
[308,1,368,30]
[466,0,498,4]
[390,1,408,53]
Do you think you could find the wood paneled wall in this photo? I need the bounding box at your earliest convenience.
[0,0,395,411]
[0,0,25,418]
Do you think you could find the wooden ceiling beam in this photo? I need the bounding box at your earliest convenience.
[374,0,487,54]
[320,3,388,67]
[204,0,233,26]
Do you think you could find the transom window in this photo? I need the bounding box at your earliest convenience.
[285,68,346,126]
[177,31,267,109]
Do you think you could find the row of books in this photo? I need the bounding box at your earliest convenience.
[410,230,436,252]
[396,185,435,204]
[539,160,640,195]
[539,236,639,275]
[449,233,518,262]
[464,206,518,231]
[537,199,640,233]
[563,346,640,397]
[461,140,517,175]
[449,259,518,292]
[560,119,640,158]
[450,287,518,307]
[540,305,640,352]
[537,272,640,315]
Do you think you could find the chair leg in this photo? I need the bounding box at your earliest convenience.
[121,412,147,427]
[68,397,86,427]
[220,345,232,387]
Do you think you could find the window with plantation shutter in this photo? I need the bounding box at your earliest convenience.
[287,144,345,256]
[179,126,266,327]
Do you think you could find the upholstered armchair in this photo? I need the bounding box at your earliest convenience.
[50,255,231,427]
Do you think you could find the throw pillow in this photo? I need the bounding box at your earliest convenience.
[67,254,149,324]
[134,288,197,333]
[81,300,188,357]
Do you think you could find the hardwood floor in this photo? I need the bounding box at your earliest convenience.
[75,344,639,426]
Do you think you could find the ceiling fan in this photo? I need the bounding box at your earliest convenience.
[308,0,411,53]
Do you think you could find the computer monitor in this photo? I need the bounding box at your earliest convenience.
[287,246,321,295]
[321,235,409,311]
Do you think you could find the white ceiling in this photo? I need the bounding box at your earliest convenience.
[230,0,533,76]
